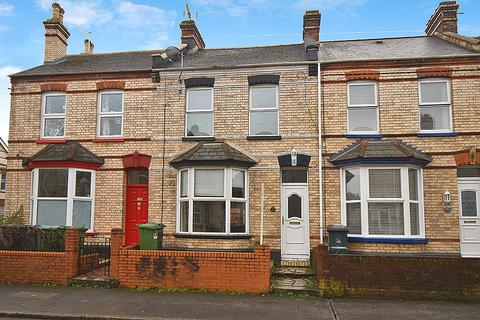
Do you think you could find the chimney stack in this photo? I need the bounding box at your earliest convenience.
[425,1,459,36]
[303,10,321,45]
[43,3,70,63]
[180,19,205,53]
[83,39,94,54]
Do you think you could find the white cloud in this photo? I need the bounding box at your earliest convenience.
[35,0,111,27]
[193,0,249,17]
[0,1,13,16]
[0,65,22,142]
[115,1,176,29]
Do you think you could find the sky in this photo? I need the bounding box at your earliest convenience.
[0,0,479,143]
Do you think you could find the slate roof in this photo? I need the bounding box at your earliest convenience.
[170,142,257,168]
[11,36,479,78]
[329,139,432,167]
[23,142,104,166]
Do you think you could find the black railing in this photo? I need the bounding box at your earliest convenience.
[78,235,111,276]
[0,226,65,252]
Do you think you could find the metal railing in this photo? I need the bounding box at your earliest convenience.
[78,235,111,276]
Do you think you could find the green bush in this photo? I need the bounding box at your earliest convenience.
[1,205,25,225]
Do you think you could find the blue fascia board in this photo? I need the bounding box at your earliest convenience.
[348,236,428,244]
[417,132,458,137]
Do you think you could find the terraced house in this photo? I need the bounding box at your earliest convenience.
[4,1,480,267]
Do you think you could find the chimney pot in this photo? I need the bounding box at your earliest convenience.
[84,39,94,54]
[180,20,205,53]
[425,1,459,36]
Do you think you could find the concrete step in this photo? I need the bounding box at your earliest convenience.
[273,266,315,277]
[70,275,118,288]
[270,275,320,296]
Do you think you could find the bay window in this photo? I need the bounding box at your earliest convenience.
[186,88,214,137]
[341,166,424,238]
[249,85,279,136]
[98,90,124,137]
[419,78,452,132]
[41,92,66,138]
[31,168,95,230]
[177,168,248,235]
[347,81,379,134]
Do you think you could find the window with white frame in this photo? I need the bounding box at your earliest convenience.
[98,90,124,137]
[0,173,5,192]
[31,168,95,230]
[177,168,248,234]
[249,85,279,136]
[186,88,213,137]
[342,167,423,237]
[347,81,379,134]
[42,92,66,138]
[419,78,452,132]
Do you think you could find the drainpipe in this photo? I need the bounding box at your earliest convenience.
[318,61,323,244]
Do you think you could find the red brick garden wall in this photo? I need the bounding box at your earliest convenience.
[315,245,480,299]
[115,243,271,293]
[0,229,79,285]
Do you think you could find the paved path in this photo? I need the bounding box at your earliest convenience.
[0,285,479,320]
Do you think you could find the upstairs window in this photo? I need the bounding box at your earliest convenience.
[419,79,452,132]
[42,92,66,138]
[249,85,278,136]
[347,81,379,134]
[186,88,213,137]
[98,90,123,137]
[0,173,5,192]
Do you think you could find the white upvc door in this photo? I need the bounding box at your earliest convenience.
[458,178,480,258]
[281,184,310,260]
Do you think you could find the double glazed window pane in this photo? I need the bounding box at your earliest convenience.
[180,171,188,198]
[368,202,404,235]
[187,89,212,111]
[193,201,225,232]
[75,171,92,197]
[180,201,189,232]
[38,169,68,198]
[194,169,224,197]
[72,200,91,228]
[346,202,361,234]
[282,170,307,184]
[251,86,276,109]
[232,170,245,198]
[408,169,418,201]
[230,202,246,233]
[420,81,448,104]
[349,84,376,105]
[44,118,65,137]
[345,169,360,200]
[100,93,122,112]
[100,117,122,136]
[250,111,278,135]
[37,200,67,226]
[186,113,213,136]
[348,107,377,132]
[369,169,401,198]
[45,95,66,114]
[420,106,450,131]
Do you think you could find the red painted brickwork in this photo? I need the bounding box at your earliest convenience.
[96,80,126,90]
[314,245,480,298]
[40,82,67,92]
[416,67,453,79]
[0,228,79,285]
[114,241,270,293]
[345,70,380,81]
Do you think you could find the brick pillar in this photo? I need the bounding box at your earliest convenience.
[110,228,124,280]
[255,245,271,292]
[314,245,328,280]
[64,228,80,279]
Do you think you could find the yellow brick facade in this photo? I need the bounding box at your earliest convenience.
[5,59,480,255]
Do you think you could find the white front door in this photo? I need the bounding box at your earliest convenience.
[281,185,310,260]
[458,178,480,258]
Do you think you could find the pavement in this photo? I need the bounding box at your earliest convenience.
[0,285,479,320]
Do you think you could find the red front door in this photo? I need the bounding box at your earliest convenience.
[125,185,149,245]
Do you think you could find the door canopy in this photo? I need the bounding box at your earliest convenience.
[122,151,152,169]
